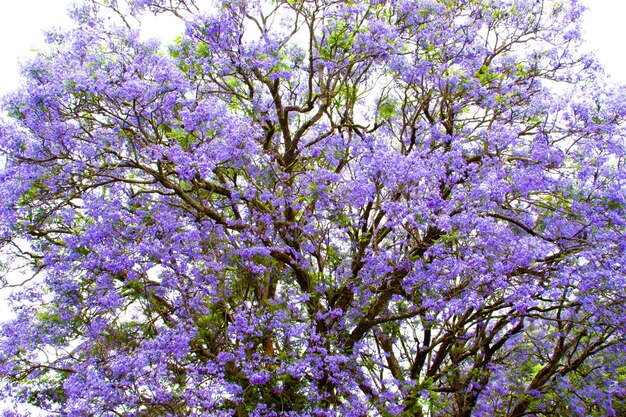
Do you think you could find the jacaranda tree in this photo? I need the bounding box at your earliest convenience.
[1,0,625,415]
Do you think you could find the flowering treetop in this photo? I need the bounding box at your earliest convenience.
[0,0,625,416]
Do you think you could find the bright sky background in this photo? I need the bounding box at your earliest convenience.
[581,0,626,82]
[0,1,73,96]
[0,1,184,98]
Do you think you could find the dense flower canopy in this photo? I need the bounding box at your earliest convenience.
[1,0,625,416]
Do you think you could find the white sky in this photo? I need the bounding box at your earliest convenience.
[0,1,73,96]
[0,1,183,97]
[580,0,626,83]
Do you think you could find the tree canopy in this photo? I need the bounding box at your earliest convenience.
[1,0,625,416]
